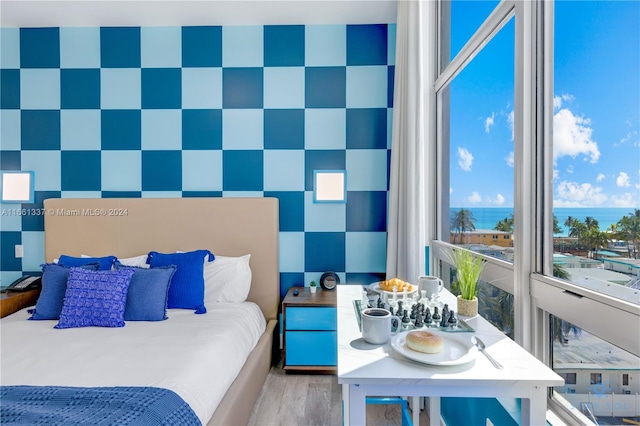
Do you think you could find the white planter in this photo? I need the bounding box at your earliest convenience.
[310,286,317,293]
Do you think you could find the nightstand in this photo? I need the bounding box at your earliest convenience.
[0,289,40,318]
[282,286,337,372]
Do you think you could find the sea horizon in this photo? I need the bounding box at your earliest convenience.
[450,207,637,236]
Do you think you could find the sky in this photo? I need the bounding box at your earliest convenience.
[447,1,640,209]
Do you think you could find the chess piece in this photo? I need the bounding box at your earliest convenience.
[402,310,411,328]
[432,306,441,321]
[424,310,432,324]
[448,310,457,325]
[439,311,448,328]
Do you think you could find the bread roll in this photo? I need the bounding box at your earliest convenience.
[379,277,413,292]
[406,331,444,354]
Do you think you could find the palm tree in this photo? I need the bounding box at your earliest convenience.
[451,209,476,244]
[494,214,514,233]
[553,215,563,235]
[564,216,576,237]
[582,228,609,260]
[568,218,587,240]
[585,216,599,231]
[618,209,640,259]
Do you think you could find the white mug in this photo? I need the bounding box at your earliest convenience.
[418,275,443,298]
[361,308,400,344]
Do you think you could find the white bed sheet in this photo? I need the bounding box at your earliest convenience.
[0,302,266,425]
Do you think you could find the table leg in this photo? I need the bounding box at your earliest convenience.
[521,386,547,426]
[427,397,441,426]
[347,384,367,426]
[411,396,420,426]
[342,384,350,425]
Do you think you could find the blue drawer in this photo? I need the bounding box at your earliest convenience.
[286,307,336,331]
[286,331,337,366]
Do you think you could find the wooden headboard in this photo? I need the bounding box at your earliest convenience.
[43,197,279,321]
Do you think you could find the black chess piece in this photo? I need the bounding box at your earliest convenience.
[439,310,448,327]
[389,306,395,316]
[442,304,449,319]
[414,315,423,328]
[448,310,457,325]
[397,301,404,314]
[424,310,432,324]
[377,296,383,308]
[402,310,411,328]
[432,306,441,321]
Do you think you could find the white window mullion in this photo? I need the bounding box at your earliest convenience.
[513,0,536,351]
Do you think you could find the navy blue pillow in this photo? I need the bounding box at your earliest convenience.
[114,263,176,321]
[58,255,116,270]
[29,263,100,320]
[147,250,214,314]
[55,267,135,329]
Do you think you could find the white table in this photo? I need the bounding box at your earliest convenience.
[337,285,564,426]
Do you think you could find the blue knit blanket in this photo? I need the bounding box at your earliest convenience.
[0,385,201,426]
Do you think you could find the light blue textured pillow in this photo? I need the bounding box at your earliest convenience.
[114,263,176,321]
[58,254,116,270]
[147,250,214,314]
[29,263,100,321]
[55,267,134,329]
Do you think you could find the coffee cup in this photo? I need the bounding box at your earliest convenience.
[361,308,400,344]
[418,275,443,298]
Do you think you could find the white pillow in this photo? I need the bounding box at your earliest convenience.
[204,254,252,304]
[117,254,150,268]
[83,253,150,268]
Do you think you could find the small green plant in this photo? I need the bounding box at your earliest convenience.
[448,249,486,300]
[310,281,317,287]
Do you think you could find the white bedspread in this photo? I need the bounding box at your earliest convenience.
[0,302,266,425]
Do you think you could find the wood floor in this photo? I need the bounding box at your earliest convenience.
[248,364,429,426]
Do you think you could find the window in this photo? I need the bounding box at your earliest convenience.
[563,373,576,385]
[433,1,640,424]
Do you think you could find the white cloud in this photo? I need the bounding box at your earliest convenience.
[596,173,605,182]
[553,108,600,164]
[507,110,514,141]
[488,193,505,206]
[553,94,575,111]
[467,191,482,204]
[555,180,607,207]
[457,147,473,172]
[505,151,514,168]
[618,130,638,147]
[566,165,574,174]
[484,112,495,134]
[616,171,631,187]
[450,187,453,194]
[611,193,637,208]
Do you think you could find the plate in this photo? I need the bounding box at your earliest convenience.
[367,282,418,296]
[391,331,478,366]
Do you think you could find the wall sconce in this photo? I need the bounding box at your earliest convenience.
[1,171,35,203]
[314,170,346,203]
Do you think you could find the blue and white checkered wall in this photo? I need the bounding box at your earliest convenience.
[0,24,396,297]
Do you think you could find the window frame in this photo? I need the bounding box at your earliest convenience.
[431,0,640,424]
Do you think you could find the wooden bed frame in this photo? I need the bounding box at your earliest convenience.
[43,197,280,426]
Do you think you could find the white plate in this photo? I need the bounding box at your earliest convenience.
[367,281,418,296]
[391,331,478,366]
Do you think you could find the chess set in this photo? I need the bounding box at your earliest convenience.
[353,293,474,333]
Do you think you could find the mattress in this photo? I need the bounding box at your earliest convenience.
[0,302,266,425]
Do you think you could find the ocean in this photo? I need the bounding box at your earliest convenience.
[450,207,636,236]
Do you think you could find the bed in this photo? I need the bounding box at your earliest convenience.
[0,197,280,426]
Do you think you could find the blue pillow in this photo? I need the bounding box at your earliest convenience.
[114,263,176,321]
[147,250,214,314]
[58,254,116,271]
[55,267,135,329]
[29,263,100,321]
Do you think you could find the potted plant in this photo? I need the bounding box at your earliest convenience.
[310,281,318,294]
[448,248,486,317]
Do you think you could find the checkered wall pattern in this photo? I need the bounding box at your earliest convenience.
[0,24,396,296]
